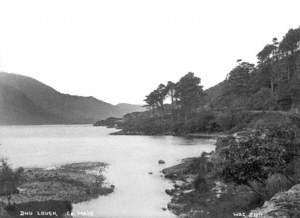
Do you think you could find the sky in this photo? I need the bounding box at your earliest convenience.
[0,0,300,105]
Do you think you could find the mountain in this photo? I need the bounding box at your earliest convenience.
[0,72,144,125]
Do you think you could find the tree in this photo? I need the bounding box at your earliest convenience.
[290,76,300,112]
[144,84,167,113]
[279,28,300,54]
[257,44,276,64]
[165,81,176,105]
[278,27,300,82]
[175,72,204,120]
[155,84,167,111]
[0,160,24,205]
[144,91,157,111]
[226,62,254,95]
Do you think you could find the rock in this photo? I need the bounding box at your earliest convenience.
[148,172,153,175]
[174,180,185,187]
[158,160,166,164]
[162,207,167,211]
[162,158,199,179]
[0,162,114,205]
[167,203,186,214]
[247,184,300,218]
[182,189,194,194]
[165,189,175,196]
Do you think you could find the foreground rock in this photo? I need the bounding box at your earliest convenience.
[158,160,166,164]
[162,158,199,180]
[248,184,300,218]
[0,162,114,217]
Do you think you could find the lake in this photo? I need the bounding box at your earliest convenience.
[0,125,215,218]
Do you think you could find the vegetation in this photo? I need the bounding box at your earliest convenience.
[129,26,300,217]
[97,26,300,136]
[214,125,298,200]
[0,160,24,205]
[144,72,205,119]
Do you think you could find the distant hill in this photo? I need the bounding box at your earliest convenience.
[0,72,144,125]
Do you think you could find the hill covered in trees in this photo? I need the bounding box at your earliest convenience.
[101,26,300,135]
[0,72,143,125]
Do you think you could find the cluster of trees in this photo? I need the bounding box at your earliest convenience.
[223,26,300,111]
[144,72,205,120]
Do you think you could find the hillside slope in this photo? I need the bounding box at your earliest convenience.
[0,72,143,125]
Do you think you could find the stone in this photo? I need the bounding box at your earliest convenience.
[165,189,175,196]
[158,160,166,164]
[248,184,300,218]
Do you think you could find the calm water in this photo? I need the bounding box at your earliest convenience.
[0,125,215,218]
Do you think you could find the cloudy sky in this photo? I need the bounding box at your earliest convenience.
[0,0,300,104]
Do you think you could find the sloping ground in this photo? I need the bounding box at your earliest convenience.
[0,72,143,124]
[0,83,62,125]
[248,184,300,218]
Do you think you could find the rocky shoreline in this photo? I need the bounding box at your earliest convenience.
[161,129,300,218]
[0,162,114,217]
[161,154,264,218]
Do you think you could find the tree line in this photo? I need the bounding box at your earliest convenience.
[221,26,300,111]
[145,26,300,116]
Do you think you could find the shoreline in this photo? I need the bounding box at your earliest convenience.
[110,129,226,139]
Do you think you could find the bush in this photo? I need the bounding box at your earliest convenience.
[215,110,254,131]
[183,110,216,133]
[214,125,297,200]
[0,160,24,204]
[215,111,236,131]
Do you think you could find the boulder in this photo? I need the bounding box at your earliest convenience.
[158,160,166,164]
[167,203,186,214]
[248,184,300,218]
[165,189,175,196]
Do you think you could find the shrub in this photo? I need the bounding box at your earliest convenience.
[214,125,297,199]
[0,160,24,204]
[215,111,236,131]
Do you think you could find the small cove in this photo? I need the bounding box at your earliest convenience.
[0,125,215,218]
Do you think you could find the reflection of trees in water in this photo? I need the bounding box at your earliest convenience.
[6,200,73,218]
